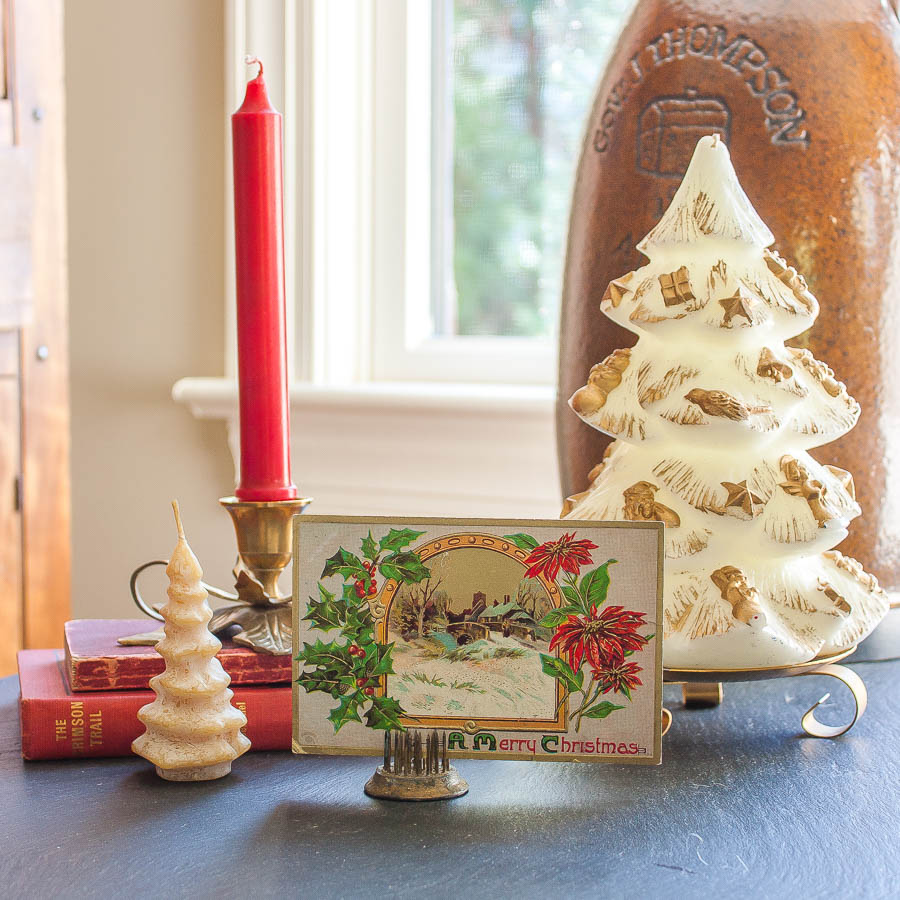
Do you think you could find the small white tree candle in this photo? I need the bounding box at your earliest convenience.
[564,135,889,669]
[133,502,250,779]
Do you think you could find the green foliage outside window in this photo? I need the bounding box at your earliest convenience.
[448,0,631,337]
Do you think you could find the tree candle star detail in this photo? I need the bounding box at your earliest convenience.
[719,286,756,327]
[720,480,763,518]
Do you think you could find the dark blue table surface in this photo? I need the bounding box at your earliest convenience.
[1,614,898,900]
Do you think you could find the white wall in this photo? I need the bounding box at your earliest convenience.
[66,1,239,618]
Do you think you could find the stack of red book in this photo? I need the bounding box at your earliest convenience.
[18,619,292,760]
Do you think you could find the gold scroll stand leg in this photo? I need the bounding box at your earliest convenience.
[661,707,673,737]
[796,663,867,738]
[672,665,867,738]
[682,682,724,708]
[659,682,720,737]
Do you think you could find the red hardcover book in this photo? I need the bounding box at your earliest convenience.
[18,649,291,760]
[64,619,291,691]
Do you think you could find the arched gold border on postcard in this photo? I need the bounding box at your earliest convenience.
[374,533,567,732]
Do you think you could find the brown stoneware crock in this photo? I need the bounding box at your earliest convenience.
[558,0,900,590]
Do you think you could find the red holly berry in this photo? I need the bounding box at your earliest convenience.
[356,677,368,687]
[348,644,360,656]
[356,648,366,659]
[354,582,365,598]
[367,582,378,596]
[364,686,375,696]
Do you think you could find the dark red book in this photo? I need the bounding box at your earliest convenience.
[64,619,291,691]
[18,649,291,760]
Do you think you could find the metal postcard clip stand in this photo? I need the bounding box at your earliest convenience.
[365,730,468,801]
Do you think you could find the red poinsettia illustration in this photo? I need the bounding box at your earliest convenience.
[523,532,598,581]
[593,660,644,699]
[506,530,653,732]
[549,605,649,671]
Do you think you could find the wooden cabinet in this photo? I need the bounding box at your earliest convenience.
[0,331,21,676]
[0,0,70,676]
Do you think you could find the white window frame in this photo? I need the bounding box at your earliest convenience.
[370,0,556,384]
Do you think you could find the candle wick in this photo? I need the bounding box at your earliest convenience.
[171,499,185,540]
[243,54,263,79]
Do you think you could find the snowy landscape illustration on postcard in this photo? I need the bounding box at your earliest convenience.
[293,517,663,763]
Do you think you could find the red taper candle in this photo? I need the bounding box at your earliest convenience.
[231,57,297,501]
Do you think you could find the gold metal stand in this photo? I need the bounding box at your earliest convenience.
[126,495,311,655]
[364,730,469,802]
[681,683,724,708]
[665,647,866,738]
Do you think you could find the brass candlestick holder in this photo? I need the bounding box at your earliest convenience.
[126,495,311,655]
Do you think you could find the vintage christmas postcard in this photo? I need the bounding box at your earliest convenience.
[293,516,663,764]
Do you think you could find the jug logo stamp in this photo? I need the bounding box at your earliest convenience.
[637,89,730,178]
[593,23,809,158]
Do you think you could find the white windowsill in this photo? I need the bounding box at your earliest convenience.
[173,377,555,419]
[173,376,563,519]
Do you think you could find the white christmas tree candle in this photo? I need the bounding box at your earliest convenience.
[133,502,251,779]
[564,134,888,669]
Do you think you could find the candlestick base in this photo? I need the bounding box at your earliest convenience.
[126,496,311,656]
[210,496,311,654]
[208,599,294,655]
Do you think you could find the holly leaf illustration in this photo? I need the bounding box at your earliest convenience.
[361,531,378,562]
[352,637,379,667]
[321,547,368,582]
[368,643,396,677]
[579,559,618,610]
[343,605,375,645]
[363,695,406,731]
[328,694,364,732]
[540,653,583,693]
[343,598,373,624]
[503,532,539,552]
[582,701,624,719]
[303,585,344,632]
[378,528,425,554]
[297,669,353,700]
[297,638,353,674]
[379,551,430,584]
[539,605,581,628]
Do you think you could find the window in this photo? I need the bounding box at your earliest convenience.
[373,0,633,384]
[434,0,633,340]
